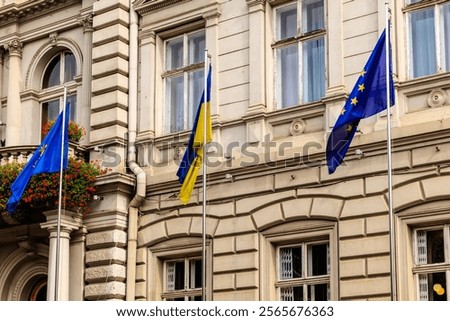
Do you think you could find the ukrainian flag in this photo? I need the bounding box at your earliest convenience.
[177,65,212,204]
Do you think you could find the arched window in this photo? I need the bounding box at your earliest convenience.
[41,51,77,134]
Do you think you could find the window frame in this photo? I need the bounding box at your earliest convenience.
[260,220,337,301]
[405,0,450,78]
[40,50,78,138]
[163,256,203,301]
[412,225,450,301]
[162,28,206,134]
[277,240,330,301]
[146,237,212,301]
[272,0,327,109]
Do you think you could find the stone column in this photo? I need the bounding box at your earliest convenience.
[4,38,23,146]
[41,209,82,301]
[78,14,94,145]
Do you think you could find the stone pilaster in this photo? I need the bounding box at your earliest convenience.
[41,209,83,301]
[4,37,23,146]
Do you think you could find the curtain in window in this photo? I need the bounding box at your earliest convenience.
[278,45,299,108]
[302,0,324,33]
[303,37,325,103]
[443,4,450,71]
[167,76,184,133]
[410,8,436,78]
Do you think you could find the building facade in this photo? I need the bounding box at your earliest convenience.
[0,0,449,301]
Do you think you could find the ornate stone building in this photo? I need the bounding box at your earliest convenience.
[0,0,449,301]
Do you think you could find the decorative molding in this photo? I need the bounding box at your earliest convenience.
[427,88,447,108]
[4,37,23,57]
[78,14,94,33]
[289,119,306,136]
[134,0,190,14]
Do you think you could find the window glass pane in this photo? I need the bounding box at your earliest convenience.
[42,100,60,132]
[427,229,444,264]
[443,4,450,71]
[302,37,325,103]
[188,70,204,130]
[188,31,205,65]
[166,75,184,133]
[43,56,61,88]
[173,261,185,290]
[189,258,202,289]
[166,37,184,70]
[417,229,445,264]
[280,246,302,279]
[407,0,422,4]
[68,95,77,121]
[276,4,297,40]
[302,0,324,33]
[277,44,299,108]
[308,283,329,301]
[419,272,447,301]
[64,52,76,83]
[280,286,303,301]
[410,8,436,77]
[308,243,328,276]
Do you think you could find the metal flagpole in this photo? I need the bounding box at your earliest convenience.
[202,49,209,301]
[55,86,67,300]
[385,2,397,301]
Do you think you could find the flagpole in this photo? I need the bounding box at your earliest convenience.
[201,49,209,301]
[385,2,396,301]
[54,87,67,301]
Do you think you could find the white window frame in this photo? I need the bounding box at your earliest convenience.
[272,0,327,109]
[40,50,78,138]
[406,0,450,78]
[412,225,450,301]
[163,256,202,301]
[146,237,212,301]
[277,240,330,301]
[260,220,337,301]
[163,29,205,134]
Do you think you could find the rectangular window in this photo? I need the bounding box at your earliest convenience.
[41,95,76,136]
[164,257,202,301]
[277,241,329,301]
[408,1,450,78]
[413,227,449,301]
[164,30,205,133]
[274,0,326,108]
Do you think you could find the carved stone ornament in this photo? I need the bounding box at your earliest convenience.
[427,88,448,108]
[289,119,306,136]
[4,38,23,57]
[78,14,94,32]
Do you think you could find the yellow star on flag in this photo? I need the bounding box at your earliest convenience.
[360,69,366,77]
[346,124,353,132]
[39,144,48,156]
[358,83,365,92]
[351,97,358,106]
[340,107,346,115]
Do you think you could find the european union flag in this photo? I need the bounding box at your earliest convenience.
[177,65,212,204]
[6,103,70,213]
[326,29,395,174]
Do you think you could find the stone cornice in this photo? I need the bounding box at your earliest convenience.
[0,0,79,25]
[134,0,190,15]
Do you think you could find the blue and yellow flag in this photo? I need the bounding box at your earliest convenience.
[7,103,70,213]
[177,66,212,204]
[326,29,395,174]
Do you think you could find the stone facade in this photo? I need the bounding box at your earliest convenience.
[0,0,449,301]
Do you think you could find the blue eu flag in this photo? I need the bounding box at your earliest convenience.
[6,103,70,213]
[326,29,395,174]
